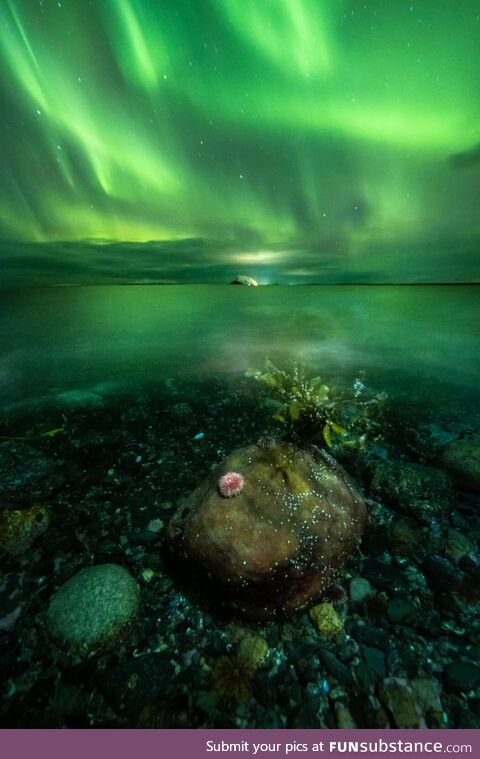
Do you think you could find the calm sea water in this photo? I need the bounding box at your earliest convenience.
[0,284,478,414]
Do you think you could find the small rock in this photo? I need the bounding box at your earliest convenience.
[378,677,423,728]
[309,603,343,637]
[334,702,357,728]
[0,505,49,556]
[47,564,140,656]
[141,568,155,583]
[238,634,269,669]
[349,577,372,605]
[147,518,164,534]
[411,678,443,716]
[439,439,480,492]
[445,529,475,563]
[329,685,349,701]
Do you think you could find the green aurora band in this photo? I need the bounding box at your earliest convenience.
[0,0,479,283]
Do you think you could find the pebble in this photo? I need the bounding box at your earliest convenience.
[445,529,476,563]
[309,603,343,637]
[349,577,372,605]
[147,518,164,533]
[238,634,269,669]
[0,505,49,556]
[378,677,423,728]
[411,678,443,717]
[439,439,480,492]
[334,701,357,728]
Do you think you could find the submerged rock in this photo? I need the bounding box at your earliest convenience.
[0,504,49,556]
[238,634,269,669]
[168,442,366,616]
[349,576,373,605]
[378,677,424,728]
[52,389,105,409]
[47,564,140,656]
[0,442,62,502]
[439,439,480,492]
[309,602,343,637]
[445,529,476,563]
[370,461,453,517]
[334,702,357,728]
[411,678,444,724]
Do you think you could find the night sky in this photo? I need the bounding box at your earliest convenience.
[1,0,479,284]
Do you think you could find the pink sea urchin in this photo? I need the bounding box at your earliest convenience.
[218,471,245,498]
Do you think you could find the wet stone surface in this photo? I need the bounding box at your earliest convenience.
[47,564,140,657]
[439,439,480,492]
[168,443,367,616]
[369,461,453,517]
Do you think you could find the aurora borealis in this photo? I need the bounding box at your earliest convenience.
[0,0,479,284]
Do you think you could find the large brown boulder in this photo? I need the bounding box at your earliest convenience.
[168,442,367,617]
